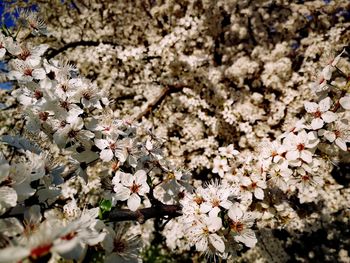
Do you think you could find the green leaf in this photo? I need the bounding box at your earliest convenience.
[100,199,112,212]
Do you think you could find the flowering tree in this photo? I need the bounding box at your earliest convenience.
[0,1,350,262]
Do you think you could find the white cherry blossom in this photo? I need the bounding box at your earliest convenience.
[304,97,337,130]
[113,170,150,211]
[227,205,257,248]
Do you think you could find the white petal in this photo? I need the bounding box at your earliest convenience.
[311,118,324,130]
[200,203,212,214]
[324,131,336,142]
[113,185,130,201]
[286,150,299,160]
[196,237,208,252]
[32,68,46,80]
[209,233,225,253]
[206,216,222,232]
[134,170,147,184]
[319,97,332,112]
[138,184,150,196]
[304,102,318,113]
[120,172,133,187]
[339,95,350,110]
[0,246,30,262]
[300,150,312,163]
[94,139,109,150]
[228,205,243,221]
[100,149,113,162]
[208,207,221,218]
[322,111,337,123]
[335,138,347,151]
[114,149,127,163]
[321,65,333,80]
[127,193,141,211]
[0,48,5,59]
[235,229,257,248]
[254,188,264,200]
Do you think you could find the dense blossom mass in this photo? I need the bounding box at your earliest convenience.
[0,1,349,262]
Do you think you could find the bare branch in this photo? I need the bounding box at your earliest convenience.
[45,40,118,60]
[133,83,186,122]
[107,204,182,223]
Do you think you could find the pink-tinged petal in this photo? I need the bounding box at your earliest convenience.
[113,185,130,201]
[120,172,133,187]
[254,188,264,200]
[100,149,113,162]
[319,97,332,112]
[127,193,141,211]
[300,150,312,163]
[95,139,109,150]
[322,111,337,123]
[311,118,324,130]
[209,233,225,253]
[304,102,318,113]
[339,95,350,110]
[228,205,243,221]
[335,138,347,151]
[286,150,299,160]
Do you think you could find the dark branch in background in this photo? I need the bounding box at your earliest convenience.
[133,82,186,122]
[45,40,118,60]
[107,204,182,223]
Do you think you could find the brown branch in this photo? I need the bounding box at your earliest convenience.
[45,40,118,60]
[107,204,182,223]
[133,83,186,122]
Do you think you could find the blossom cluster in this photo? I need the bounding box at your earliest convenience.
[0,4,349,263]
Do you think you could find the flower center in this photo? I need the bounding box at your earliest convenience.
[19,48,31,60]
[334,130,341,138]
[230,221,244,233]
[211,198,220,207]
[82,91,92,100]
[30,244,52,259]
[60,100,70,111]
[24,67,33,76]
[313,110,322,118]
[130,182,141,193]
[297,143,305,151]
[193,196,204,205]
[39,111,49,121]
[68,129,78,138]
[113,238,127,253]
[34,89,43,100]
